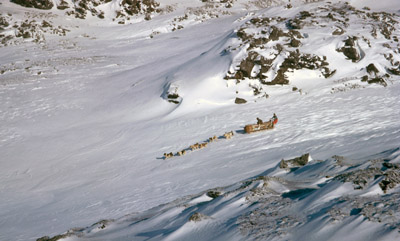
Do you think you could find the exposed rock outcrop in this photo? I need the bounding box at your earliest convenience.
[10,0,54,10]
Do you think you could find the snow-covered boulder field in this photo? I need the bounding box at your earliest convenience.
[0,0,399,240]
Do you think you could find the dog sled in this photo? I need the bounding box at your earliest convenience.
[244,114,278,134]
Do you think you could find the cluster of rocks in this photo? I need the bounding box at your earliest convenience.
[63,0,110,20]
[334,160,400,193]
[166,92,180,104]
[238,195,301,239]
[10,0,54,10]
[225,13,336,88]
[328,193,400,230]
[303,4,400,86]
[62,0,160,21]
[115,0,160,22]
[385,52,400,76]
[161,0,237,36]
[9,0,161,22]
[225,1,400,98]
[360,63,389,86]
[0,14,12,45]
[0,13,69,46]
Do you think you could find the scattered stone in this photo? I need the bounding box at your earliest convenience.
[207,190,221,198]
[388,67,400,75]
[189,212,210,222]
[167,93,179,99]
[280,153,310,169]
[337,36,360,62]
[366,63,379,76]
[235,97,247,104]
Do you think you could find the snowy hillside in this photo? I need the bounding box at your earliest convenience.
[37,150,400,241]
[0,0,399,240]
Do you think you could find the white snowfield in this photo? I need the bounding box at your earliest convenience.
[0,0,399,240]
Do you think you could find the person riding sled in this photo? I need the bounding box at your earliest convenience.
[272,113,278,126]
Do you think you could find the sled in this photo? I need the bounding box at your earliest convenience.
[244,119,276,133]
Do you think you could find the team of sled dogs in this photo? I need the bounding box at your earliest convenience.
[163,131,234,159]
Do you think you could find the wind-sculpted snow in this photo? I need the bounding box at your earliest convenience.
[37,150,400,241]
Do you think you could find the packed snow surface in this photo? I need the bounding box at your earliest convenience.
[0,0,400,240]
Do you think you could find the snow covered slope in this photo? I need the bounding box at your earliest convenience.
[39,149,400,241]
[0,0,399,240]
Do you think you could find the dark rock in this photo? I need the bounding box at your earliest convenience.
[0,17,10,28]
[207,190,221,198]
[239,59,255,77]
[299,11,312,19]
[361,75,369,82]
[269,26,287,41]
[341,47,360,62]
[368,77,387,87]
[289,38,301,47]
[269,69,289,85]
[382,162,399,170]
[332,27,345,35]
[22,31,31,38]
[41,20,51,28]
[235,97,247,104]
[288,30,303,39]
[238,52,258,78]
[291,153,310,166]
[286,19,302,29]
[56,0,69,10]
[379,170,400,193]
[237,28,251,40]
[366,63,379,75]
[388,67,400,75]
[322,67,336,78]
[344,36,356,46]
[167,93,179,99]
[250,37,269,48]
[279,159,288,168]
[280,153,310,168]
[337,36,361,62]
[234,71,244,80]
[168,100,179,104]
